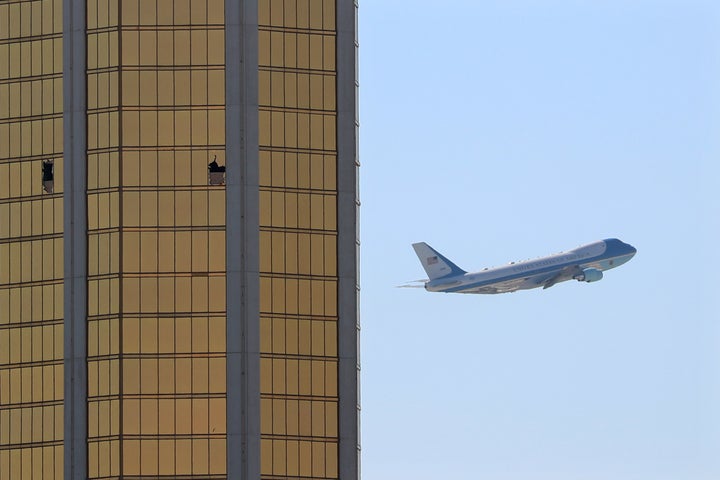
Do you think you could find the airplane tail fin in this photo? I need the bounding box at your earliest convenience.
[412,242,467,280]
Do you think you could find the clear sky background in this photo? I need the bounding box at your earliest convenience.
[358,1,720,479]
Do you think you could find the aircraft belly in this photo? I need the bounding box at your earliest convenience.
[472,278,525,294]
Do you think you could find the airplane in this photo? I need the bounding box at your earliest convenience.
[411,238,636,294]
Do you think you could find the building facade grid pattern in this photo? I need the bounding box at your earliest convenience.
[1,1,356,478]
[85,0,228,477]
[0,0,65,479]
[258,1,340,478]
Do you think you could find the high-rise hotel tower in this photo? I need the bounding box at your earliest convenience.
[0,1,359,478]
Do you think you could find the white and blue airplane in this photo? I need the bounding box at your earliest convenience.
[411,238,636,294]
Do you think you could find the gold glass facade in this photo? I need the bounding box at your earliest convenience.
[1,1,355,478]
[85,0,227,477]
[0,0,65,478]
[258,1,340,478]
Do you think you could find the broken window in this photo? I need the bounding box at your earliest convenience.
[208,155,226,185]
[42,160,54,193]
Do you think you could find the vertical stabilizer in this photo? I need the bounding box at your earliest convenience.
[412,243,467,280]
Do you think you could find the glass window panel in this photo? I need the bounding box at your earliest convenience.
[122,110,140,147]
[157,317,174,353]
[157,71,174,106]
[310,73,323,109]
[190,69,207,105]
[140,192,158,227]
[140,110,158,146]
[323,33,338,71]
[158,399,174,435]
[260,316,271,353]
[122,30,139,65]
[137,0,156,25]
[207,30,223,65]
[208,69,224,104]
[324,114,336,150]
[272,439,287,475]
[191,277,208,312]
[311,279,325,315]
[122,0,138,25]
[140,277,158,311]
[122,191,140,227]
[123,358,140,395]
[122,70,140,105]
[192,398,209,434]
[285,278,298,314]
[191,110,207,145]
[284,32,297,68]
[157,30,173,65]
[139,317,158,354]
[207,356,225,393]
[311,401,325,435]
[176,317,192,353]
[208,109,224,145]
[175,438,192,474]
[271,316,284,354]
[258,70,270,106]
[191,191,208,226]
[175,191,191,226]
[175,151,191,185]
[158,151,174,186]
[325,360,338,396]
[259,231,271,272]
[208,230,225,272]
[258,31,270,66]
[208,0,224,24]
[298,399,311,435]
[259,110,271,146]
[270,231,284,272]
[158,110,174,145]
[158,231,175,271]
[139,70,157,106]
[176,277,192,311]
[175,110,190,144]
[270,31,283,66]
[209,276,225,311]
[209,437,226,475]
[310,113,323,149]
[174,30,190,65]
[324,280,337,316]
[192,357,208,393]
[208,190,225,225]
[123,231,140,272]
[312,440,326,477]
[325,320,337,357]
[259,277,271,313]
[123,277,140,313]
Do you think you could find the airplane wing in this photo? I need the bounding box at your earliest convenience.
[540,265,582,290]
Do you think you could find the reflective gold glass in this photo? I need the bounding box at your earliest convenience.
[259,0,339,477]
[85,1,227,477]
[0,2,64,478]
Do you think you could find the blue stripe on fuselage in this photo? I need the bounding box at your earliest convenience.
[435,241,635,293]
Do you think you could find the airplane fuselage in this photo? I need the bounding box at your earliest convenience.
[421,239,636,294]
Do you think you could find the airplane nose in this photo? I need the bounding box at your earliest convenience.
[626,243,637,256]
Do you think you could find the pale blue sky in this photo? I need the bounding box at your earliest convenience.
[358,1,720,479]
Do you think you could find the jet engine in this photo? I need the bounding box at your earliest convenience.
[574,268,603,283]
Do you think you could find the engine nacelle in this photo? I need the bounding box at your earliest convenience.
[575,268,603,283]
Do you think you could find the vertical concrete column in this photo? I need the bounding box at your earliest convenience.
[226,0,260,478]
[336,1,361,479]
[63,0,88,478]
